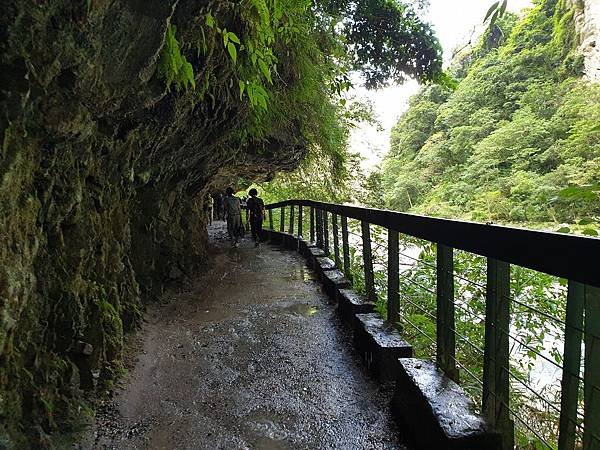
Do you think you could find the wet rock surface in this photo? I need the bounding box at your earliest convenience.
[307,247,327,268]
[316,257,336,271]
[355,314,411,350]
[322,269,352,298]
[79,222,410,449]
[0,2,308,441]
[353,314,412,382]
[337,289,375,326]
[392,358,500,450]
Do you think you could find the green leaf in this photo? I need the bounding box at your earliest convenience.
[484,1,500,22]
[198,27,207,56]
[182,61,195,89]
[556,226,571,233]
[158,24,195,92]
[227,42,237,63]
[257,94,267,110]
[205,12,215,28]
[258,59,272,83]
[223,29,229,47]
[498,0,508,17]
[578,217,595,225]
[254,84,268,97]
[239,80,246,99]
[582,228,598,236]
[227,32,240,44]
[489,10,499,28]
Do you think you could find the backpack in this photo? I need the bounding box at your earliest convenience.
[247,197,264,219]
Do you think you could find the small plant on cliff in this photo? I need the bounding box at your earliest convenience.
[158,24,195,91]
[204,7,274,111]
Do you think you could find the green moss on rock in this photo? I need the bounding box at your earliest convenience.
[0,0,310,446]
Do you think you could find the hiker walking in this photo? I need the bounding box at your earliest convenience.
[224,187,242,247]
[214,193,224,221]
[246,188,265,247]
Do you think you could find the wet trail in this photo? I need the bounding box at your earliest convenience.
[81,222,409,449]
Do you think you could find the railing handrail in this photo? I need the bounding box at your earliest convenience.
[266,199,600,288]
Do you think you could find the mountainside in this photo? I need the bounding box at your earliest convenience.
[383,0,600,230]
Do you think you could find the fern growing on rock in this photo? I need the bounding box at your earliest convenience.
[158,24,195,91]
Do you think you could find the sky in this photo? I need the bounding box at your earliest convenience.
[350,0,532,170]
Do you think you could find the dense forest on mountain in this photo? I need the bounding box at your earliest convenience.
[381,0,600,233]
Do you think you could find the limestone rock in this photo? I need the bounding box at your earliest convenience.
[570,0,600,80]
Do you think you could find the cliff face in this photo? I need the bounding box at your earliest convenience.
[0,1,306,445]
[572,0,600,80]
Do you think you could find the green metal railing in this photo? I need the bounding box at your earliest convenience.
[265,199,600,450]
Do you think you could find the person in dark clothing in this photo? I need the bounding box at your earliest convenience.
[214,193,224,221]
[246,188,265,247]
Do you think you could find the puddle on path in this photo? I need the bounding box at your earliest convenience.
[244,410,297,449]
[250,436,294,450]
[285,264,317,282]
[283,303,319,317]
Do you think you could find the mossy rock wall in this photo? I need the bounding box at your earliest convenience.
[0,1,305,446]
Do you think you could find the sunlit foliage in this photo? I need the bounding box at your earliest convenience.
[382,0,600,234]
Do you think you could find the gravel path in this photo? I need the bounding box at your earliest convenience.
[80,222,410,449]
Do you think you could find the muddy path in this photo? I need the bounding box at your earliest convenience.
[79,222,410,449]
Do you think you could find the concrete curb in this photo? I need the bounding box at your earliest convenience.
[264,231,499,449]
[392,358,502,450]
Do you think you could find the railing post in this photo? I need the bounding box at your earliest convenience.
[361,221,376,303]
[268,208,273,230]
[316,209,323,249]
[297,205,303,239]
[323,211,329,255]
[558,281,584,450]
[583,285,600,449]
[279,206,285,233]
[341,215,351,280]
[483,258,513,450]
[387,229,399,325]
[310,206,315,243]
[436,244,458,382]
[289,204,295,235]
[332,213,340,267]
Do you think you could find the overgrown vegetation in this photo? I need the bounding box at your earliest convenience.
[158,25,195,91]
[157,0,444,192]
[382,0,599,235]
[352,232,570,448]
[352,1,596,446]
